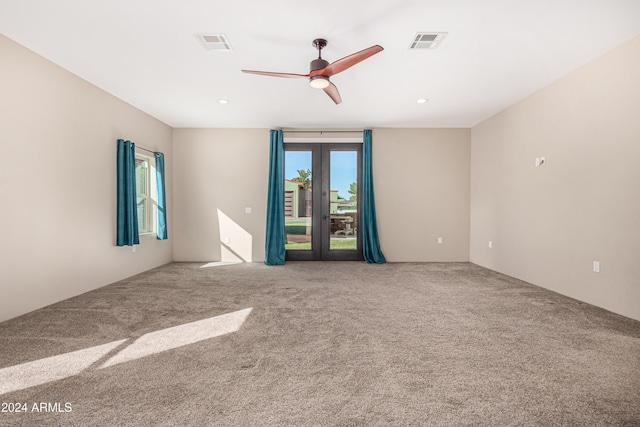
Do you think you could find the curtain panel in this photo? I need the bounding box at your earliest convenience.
[155,152,168,240]
[116,139,139,246]
[362,130,386,263]
[264,129,286,265]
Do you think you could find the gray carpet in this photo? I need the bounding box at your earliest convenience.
[0,262,639,426]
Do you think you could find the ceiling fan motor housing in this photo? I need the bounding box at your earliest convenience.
[309,58,330,88]
[310,58,329,72]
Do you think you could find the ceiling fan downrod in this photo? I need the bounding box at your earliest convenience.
[312,38,327,59]
[310,38,329,72]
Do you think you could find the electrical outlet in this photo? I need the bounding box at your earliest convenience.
[437,237,443,244]
[245,207,252,214]
[488,240,493,249]
[593,261,600,273]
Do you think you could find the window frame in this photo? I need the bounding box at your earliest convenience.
[135,152,156,235]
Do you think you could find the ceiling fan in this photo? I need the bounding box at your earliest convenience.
[242,39,383,104]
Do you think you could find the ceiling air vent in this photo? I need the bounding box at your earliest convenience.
[409,32,447,50]
[196,33,233,51]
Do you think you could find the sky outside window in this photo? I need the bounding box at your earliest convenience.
[285,151,356,199]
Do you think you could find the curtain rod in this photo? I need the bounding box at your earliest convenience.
[136,145,158,155]
[281,130,364,134]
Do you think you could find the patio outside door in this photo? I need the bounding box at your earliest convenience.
[284,143,363,261]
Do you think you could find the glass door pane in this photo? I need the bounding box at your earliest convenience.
[329,150,358,251]
[284,151,313,251]
[285,143,361,261]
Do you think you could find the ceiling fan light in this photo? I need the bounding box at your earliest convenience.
[309,76,330,89]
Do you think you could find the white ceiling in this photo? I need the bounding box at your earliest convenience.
[1,0,639,129]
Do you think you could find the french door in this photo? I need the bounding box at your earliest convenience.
[284,143,363,261]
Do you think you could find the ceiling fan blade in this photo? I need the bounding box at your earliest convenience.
[323,82,342,104]
[241,70,309,78]
[319,45,383,77]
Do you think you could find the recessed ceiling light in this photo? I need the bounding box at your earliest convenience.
[417,98,428,104]
[218,99,229,104]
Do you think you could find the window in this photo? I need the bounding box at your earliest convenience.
[135,154,156,234]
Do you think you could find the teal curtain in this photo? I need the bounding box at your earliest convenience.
[264,129,285,265]
[116,139,139,246]
[155,152,168,240]
[362,130,386,263]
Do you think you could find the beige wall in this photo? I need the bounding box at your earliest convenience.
[172,129,270,262]
[0,35,173,322]
[470,36,640,321]
[374,128,471,261]
[172,128,470,263]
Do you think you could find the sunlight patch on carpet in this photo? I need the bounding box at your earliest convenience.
[0,308,253,395]
[99,307,253,368]
[200,261,243,268]
[0,339,127,395]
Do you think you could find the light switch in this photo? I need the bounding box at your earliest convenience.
[437,237,443,244]
[245,207,252,214]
